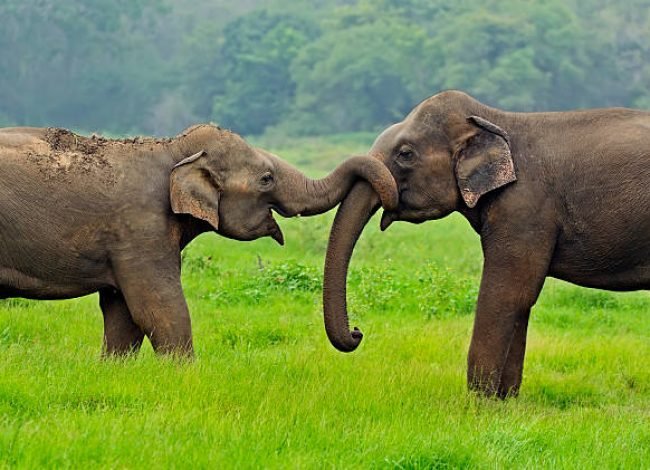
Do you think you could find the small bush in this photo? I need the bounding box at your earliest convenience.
[350,264,478,319]
[254,261,321,293]
[417,264,478,319]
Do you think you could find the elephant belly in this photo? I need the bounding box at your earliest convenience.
[549,239,650,291]
[0,264,114,300]
[0,228,116,300]
[0,191,118,299]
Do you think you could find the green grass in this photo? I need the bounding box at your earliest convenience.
[1,134,649,468]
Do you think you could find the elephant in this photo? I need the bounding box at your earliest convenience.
[0,124,397,356]
[322,90,650,398]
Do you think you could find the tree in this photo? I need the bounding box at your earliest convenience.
[426,0,589,111]
[570,0,650,109]
[285,16,429,135]
[0,0,172,133]
[209,10,319,135]
[1,0,649,136]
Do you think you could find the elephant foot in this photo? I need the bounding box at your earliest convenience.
[468,374,500,399]
[102,322,145,357]
[497,384,521,399]
[468,371,522,400]
[102,340,144,358]
[496,370,523,399]
[150,336,194,358]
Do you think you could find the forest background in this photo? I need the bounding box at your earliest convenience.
[2,0,649,137]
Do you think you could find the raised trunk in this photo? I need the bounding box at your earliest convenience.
[271,155,397,216]
[322,182,379,352]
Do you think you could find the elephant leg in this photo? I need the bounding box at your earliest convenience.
[99,288,144,356]
[113,255,193,357]
[467,229,552,398]
[497,310,531,398]
[467,302,531,398]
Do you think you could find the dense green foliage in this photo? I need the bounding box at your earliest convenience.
[2,0,650,135]
[210,11,319,134]
[1,137,648,467]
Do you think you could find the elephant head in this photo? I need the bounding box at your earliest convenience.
[170,124,398,245]
[323,91,517,352]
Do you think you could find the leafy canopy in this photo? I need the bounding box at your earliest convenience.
[1,0,649,135]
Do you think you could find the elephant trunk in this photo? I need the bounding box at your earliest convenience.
[322,182,380,352]
[270,155,397,217]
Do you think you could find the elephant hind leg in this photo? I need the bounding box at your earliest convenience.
[99,288,145,356]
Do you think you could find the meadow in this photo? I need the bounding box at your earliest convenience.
[0,135,648,468]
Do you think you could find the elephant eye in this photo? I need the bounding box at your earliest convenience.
[259,172,274,188]
[396,147,415,163]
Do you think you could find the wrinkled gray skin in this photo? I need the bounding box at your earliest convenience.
[323,90,650,398]
[0,124,397,356]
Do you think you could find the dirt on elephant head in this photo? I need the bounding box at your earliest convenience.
[44,127,177,154]
[35,125,233,185]
[34,127,195,186]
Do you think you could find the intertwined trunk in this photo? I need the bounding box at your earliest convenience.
[270,155,396,217]
[322,182,380,351]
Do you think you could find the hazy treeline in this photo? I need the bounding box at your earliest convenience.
[1,0,649,136]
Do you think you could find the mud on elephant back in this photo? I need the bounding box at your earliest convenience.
[0,124,397,357]
[322,90,650,399]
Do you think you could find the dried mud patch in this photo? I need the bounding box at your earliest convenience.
[44,127,108,155]
[27,128,117,186]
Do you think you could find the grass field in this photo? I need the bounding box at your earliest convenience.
[1,135,649,468]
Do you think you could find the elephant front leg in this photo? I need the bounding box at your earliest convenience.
[497,311,530,398]
[99,288,145,356]
[467,305,530,398]
[113,256,194,357]
[467,232,551,398]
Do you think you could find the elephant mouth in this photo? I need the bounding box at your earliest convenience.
[270,204,293,218]
[380,210,397,231]
[267,211,285,245]
[380,206,444,231]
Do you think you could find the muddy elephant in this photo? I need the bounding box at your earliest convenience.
[0,124,397,356]
[322,90,650,398]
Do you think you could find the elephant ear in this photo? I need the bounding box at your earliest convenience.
[454,116,517,208]
[169,150,221,230]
